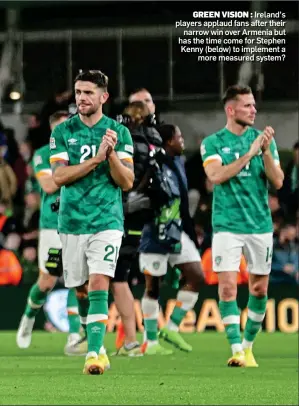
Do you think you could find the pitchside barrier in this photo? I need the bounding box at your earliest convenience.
[0,284,297,333]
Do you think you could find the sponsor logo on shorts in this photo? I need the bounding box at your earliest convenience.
[215,256,222,266]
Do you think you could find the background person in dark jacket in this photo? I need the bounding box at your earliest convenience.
[112,101,162,355]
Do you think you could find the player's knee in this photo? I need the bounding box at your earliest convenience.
[37,273,56,292]
[179,262,204,291]
[76,283,88,298]
[89,274,110,291]
[250,283,268,298]
[218,280,237,301]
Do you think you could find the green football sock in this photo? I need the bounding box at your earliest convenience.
[168,290,199,331]
[86,290,108,355]
[219,300,242,354]
[66,288,81,334]
[243,294,267,348]
[141,297,159,342]
[76,293,89,333]
[24,283,48,318]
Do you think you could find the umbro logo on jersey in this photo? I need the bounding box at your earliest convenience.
[68,138,78,145]
[222,147,231,153]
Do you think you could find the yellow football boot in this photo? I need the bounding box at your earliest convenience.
[227,351,246,367]
[244,348,259,367]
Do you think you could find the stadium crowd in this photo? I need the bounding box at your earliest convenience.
[0,89,298,288]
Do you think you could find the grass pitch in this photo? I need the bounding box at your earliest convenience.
[0,332,297,405]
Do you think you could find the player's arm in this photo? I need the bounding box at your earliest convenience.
[108,152,134,191]
[51,157,106,187]
[201,136,262,185]
[36,172,59,194]
[262,139,284,190]
[107,127,134,191]
[32,151,59,194]
[49,127,107,187]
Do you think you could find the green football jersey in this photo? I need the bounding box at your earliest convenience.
[32,145,60,230]
[25,160,41,195]
[49,114,134,235]
[201,127,280,234]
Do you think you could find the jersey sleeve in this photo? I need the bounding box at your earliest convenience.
[32,148,51,178]
[269,138,280,167]
[49,125,69,164]
[200,136,222,167]
[115,126,134,162]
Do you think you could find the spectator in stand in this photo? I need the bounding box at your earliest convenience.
[271,224,299,285]
[25,113,46,152]
[279,141,299,222]
[0,242,23,286]
[39,88,73,138]
[185,135,207,198]
[0,132,17,213]
[268,190,285,237]
[21,191,40,253]
[3,128,28,219]
[0,199,21,250]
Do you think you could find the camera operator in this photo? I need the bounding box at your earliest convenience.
[112,101,162,355]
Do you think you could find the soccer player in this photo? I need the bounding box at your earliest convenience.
[49,70,134,375]
[139,124,204,355]
[17,111,85,355]
[201,85,284,367]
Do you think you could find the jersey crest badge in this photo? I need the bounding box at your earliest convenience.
[215,256,222,266]
[50,137,56,149]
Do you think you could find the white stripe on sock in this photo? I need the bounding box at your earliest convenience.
[242,339,253,349]
[247,309,265,322]
[99,346,106,355]
[67,306,78,314]
[222,315,240,324]
[28,298,43,309]
[176,290,199,311]
[167,319,179,332]
[141,297,159,319]
[80,316,87,325]
[231,343,243,354]
[86,314,108,324]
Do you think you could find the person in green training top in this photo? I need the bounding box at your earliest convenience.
[17,111,85,354]
[201,85,284,368]
[49,70,134,375]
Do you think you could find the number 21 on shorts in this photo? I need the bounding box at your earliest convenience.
[103,244,119,263]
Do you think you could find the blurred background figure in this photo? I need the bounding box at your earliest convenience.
[0,131,17,213]
[279,142,299,222]
[271,224,299,285]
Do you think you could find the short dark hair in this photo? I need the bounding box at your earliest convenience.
[129,87,151,98]
[74,70,109,90]
[293,141,299,150]
[49,110,69,126]
[222,85,253,105]
[157,124,176,146]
